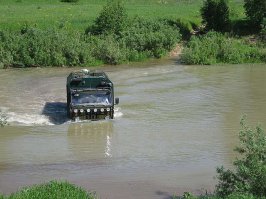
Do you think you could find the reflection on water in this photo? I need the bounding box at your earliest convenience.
[67,121,114,159]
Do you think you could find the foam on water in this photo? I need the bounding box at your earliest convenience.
[2,106,123,126]
[6,112,54,126]
[114,107,123,118]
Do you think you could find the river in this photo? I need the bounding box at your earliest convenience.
[0,60,265,199]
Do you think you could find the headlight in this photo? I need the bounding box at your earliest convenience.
[94,108,97,113]
[73,109,78,113]
[100,108,104,112]
[80,109,84,113]
[87,109,90,113]
[106,108,110,112]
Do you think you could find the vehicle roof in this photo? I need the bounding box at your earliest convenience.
[67,69,113,89]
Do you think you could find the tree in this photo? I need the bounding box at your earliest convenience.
[201,0,230,32]
[86,0,128,35]
[216,117,266,197]
[244,0,266,26]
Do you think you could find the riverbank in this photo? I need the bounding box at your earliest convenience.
[2,0,262,68]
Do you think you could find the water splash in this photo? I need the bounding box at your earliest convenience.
[114,107,123,118]
[6,112,54,126]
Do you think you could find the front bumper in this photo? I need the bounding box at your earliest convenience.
[70,107,114,120]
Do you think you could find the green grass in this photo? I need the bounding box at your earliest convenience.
[0,181,96,199]
[0,0,245,31]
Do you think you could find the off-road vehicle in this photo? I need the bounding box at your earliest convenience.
[66,69,119,120]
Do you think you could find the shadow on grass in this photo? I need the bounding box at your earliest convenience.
[231,19,261,36]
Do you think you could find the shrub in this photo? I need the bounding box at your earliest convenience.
[166,18,194,40]
[201,0,230,32]
[92,35,127,65]
[0,28,99,67]
[181,31,265,65]
[3,181,96,199]
[216,117,266,197]
[244,0,266,26]
[259,18,266,42]
[86,0,128,35]
[121,18,181,58]
[181,32,221,64]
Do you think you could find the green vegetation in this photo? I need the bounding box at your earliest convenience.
[0,0,264,67]
[87,1,128,35]
[176,117,266,199]
[244,0,266,26]
[181,32,266,65]
[0,1,181,67]
[201,0,230,32]
[0,20,180,67]
[181,0,265,65]
[0,181,96,199]
[216,117,266,197]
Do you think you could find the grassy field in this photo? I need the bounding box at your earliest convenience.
[0,0,245,31]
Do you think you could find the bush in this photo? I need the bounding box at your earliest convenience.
[201,0,230,32]
[166,18,194,40]
[86,0,128,35]
[181,31,265,65]
[244,0,266,26]
[121,18,181,58]
[92,35,127,65]
[1,181,95,199]
[0,28,99,67]
[216,117,266,197]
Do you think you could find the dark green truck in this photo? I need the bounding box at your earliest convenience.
[66,69,119,120]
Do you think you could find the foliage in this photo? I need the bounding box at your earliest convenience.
[244,0,266,26]
[201,0,230,32]
[216,117,266,197]
[166,18,194,40]
[87,0,128,35]
[0,181,96,199]
[259,18,266,42]
[0,18,181,67]
[0,28,100,67]
[0,110,8,127]
[92,34,127,65]
[121,18,181,58]
[181,31,265,65]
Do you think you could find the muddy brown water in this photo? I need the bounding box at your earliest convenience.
[0,60,266,199]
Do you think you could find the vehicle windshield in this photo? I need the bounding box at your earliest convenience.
[71,90,112,106]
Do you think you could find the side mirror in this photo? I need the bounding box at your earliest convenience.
[115,97,119,105]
